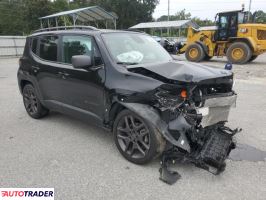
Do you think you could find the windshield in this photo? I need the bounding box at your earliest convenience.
[102,33,172,65]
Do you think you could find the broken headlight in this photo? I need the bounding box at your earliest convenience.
[153,86,188,122]
[155,90,184,110]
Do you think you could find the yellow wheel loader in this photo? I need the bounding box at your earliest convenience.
[179,10,266,64]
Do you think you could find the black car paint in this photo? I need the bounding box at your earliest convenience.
[127,61,233,82]
[18,29,234,151]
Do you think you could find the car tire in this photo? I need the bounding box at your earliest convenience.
[22,84,49,119]
[185,43,205,62]
[113,109,165,164]
[226,42,252,64]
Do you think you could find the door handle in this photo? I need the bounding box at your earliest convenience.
[58,72,70,76]
[89,65,103,71]
[58,71,70,79]
[31,66,40,73]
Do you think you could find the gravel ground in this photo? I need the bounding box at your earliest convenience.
[0,56,266,200]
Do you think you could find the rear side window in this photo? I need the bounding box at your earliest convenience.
[62,35,103,65]
[39,35,58,62]
[31,38,38,54]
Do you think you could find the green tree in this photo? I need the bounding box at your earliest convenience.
[157,9,191,21]
[253,10,266,23]
[72,0,90,7]
[0,0,159,35]
[94,0,159,29]
[192,17,214,27]
[23,0,54,34]
[0,0,25,35]
[157,9,214,27]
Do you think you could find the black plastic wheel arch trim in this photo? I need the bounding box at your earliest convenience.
[119,102,191,152]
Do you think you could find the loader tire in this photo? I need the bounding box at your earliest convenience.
[185,43,205,62]
[248,55,258,62]
[226,42,252,64]
[204,55,213,61]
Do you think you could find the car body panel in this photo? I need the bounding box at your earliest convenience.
[18,29,237,153]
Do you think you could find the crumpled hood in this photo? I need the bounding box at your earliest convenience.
[127,60,232,83]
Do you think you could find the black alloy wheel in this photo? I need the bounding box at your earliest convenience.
[22,84,49,119]
[113,109,165,164]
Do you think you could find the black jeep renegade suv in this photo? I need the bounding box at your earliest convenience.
[18,26,237,168]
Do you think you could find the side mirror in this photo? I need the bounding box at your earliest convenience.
[71,55,92,69]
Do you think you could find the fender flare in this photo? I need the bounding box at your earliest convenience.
[228,37,256,51]
[118,102,191,152]
[18,70,44,101]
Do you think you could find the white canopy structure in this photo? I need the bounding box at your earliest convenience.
[39,6,118,29]
[129,20,199,29]
[129,20,199,37]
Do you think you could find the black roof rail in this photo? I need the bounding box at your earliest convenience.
[33,26,98,33]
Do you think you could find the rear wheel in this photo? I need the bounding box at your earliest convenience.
[113,109,165,164]
[22,84,49,119]
[248,55,258,62]
[185,43,205,62]
[226,42,252,64]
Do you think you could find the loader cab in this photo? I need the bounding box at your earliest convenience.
[215,10,250,41]
[215,11,241,41]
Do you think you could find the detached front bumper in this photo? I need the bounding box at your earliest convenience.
[160,123,239,184]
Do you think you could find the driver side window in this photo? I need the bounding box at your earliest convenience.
[62,35,103,66]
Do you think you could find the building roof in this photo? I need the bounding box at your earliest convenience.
[198,26,218,31]
[39,6,118,22]
[129,20,199,29]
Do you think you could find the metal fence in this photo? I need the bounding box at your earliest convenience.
[0,36,26,57]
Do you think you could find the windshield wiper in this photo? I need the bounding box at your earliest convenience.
[116,62,139,65]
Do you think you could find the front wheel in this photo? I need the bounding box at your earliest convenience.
[185,43,205,62]
[113,109,165,164]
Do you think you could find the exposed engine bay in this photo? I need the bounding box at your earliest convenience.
[116,63,241,184]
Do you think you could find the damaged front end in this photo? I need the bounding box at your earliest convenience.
[153,78,241,184]
[117,72,240,184]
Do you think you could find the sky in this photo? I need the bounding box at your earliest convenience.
[153,0,266,20]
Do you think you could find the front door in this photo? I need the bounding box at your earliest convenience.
[217,13,238,41]
[57,34,105,121]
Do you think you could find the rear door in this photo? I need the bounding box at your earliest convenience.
[30,34,64,110]
[56,34,105,121]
